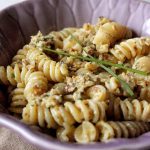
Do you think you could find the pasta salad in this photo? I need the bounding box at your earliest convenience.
[1,17,150,143]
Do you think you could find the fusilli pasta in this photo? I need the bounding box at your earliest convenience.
[105,77,120,93]
[86,85,107,101]
[107,98,150,122]
[8,84,27,114]
[140,86,150,102]
[11,45,30,67]
[26,48,68,82]
[63,121,150,143]
[111,37,150,62]
[24,71,48,100]
[48,28,78,49]
[96,121,150,141]
[0,64,23,86]
[57,123,75,142]
[132,56,150,73]
[22,100,107,127]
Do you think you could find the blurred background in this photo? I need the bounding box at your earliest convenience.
[0,0,25,10]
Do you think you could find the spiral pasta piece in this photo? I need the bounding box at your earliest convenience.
[107,98,150,122]
[120,99,150,122]
[24,71,48,101]
[26,48,68,82]
[0,63,39,86]
[96,121,150,141]
[105,77,120,93]
[132,56,150,73]
[22,100,107,127]
[63,121,150,143]
[57,123,75,142]
[111,37,150,62]
[22,101,57,128]
[0,63,48,100]
[140,86,150,102]
[0,64,22,86]
[86,85,107,101]
[11,45,30,67]
[63,28,89,53]
[50,28,78,49]
[74,121,98,143]
[9,84,27,114]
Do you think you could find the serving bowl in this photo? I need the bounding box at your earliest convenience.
[0,0,150,149]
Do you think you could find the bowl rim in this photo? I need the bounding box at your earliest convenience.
[1,112,150,150]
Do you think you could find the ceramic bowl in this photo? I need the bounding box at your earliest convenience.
[0,0,150,149]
